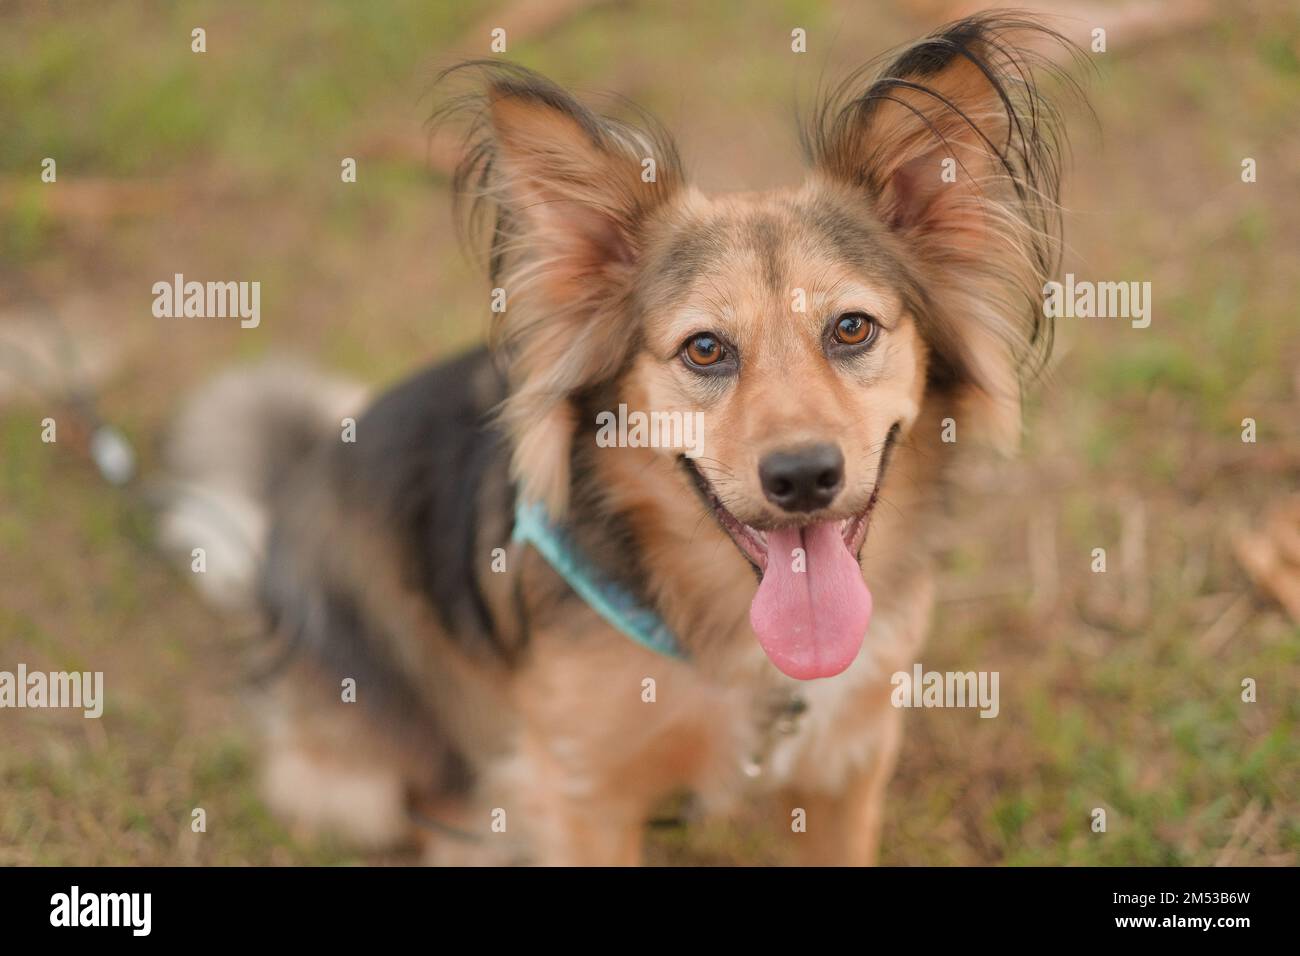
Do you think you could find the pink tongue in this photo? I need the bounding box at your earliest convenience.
[749,522,872,680]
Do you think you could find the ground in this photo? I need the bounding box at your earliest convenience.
[1,0,1296,865]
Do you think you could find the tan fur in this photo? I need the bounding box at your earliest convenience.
[242,16,1073,865]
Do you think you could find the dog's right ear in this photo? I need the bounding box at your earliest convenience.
[438,64,684,515]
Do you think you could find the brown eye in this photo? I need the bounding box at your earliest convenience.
[833,312,878,347]
[683,333,724,368]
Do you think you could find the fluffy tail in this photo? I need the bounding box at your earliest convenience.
[159,361,366,611]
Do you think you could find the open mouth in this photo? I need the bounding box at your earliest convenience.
[681,425,899,682]
[682,462,879,575]
[686,463,878,574]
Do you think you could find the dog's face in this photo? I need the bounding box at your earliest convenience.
[617,185,928,676]
[446,15,1067,678]
[635,185,927,534]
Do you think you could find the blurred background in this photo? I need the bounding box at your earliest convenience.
[1,0,1296,865]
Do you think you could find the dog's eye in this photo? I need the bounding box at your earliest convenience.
[682,333,725,368]
[832,312,878,347]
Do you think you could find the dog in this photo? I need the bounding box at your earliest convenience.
[163,13,1075,865]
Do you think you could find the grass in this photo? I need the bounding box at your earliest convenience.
[1,0,1297,865]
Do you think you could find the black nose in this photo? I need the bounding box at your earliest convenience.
[759,443,845,513]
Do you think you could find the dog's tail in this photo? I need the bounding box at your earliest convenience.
[158,361,366,611]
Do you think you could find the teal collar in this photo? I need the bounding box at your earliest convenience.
[512,500,685,660]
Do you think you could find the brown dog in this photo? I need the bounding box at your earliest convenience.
[164,13,1075,864]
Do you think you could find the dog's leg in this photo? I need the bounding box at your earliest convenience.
[778,708,903,866]
[257,660,437,852]
[491,735,648,866]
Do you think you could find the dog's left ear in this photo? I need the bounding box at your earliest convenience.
[442,64,684,513]
[809,14,1074,451]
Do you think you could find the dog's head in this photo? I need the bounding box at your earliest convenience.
[444,14,1074,679]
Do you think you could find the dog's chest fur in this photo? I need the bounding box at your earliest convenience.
[703,591,928,800]
[510,573,931,822]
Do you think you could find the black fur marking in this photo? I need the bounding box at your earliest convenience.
[334,347,515,661]
[258,528,471,790]
[256,348,523,798]
[561,381,663,615]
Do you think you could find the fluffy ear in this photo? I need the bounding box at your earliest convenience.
[806,15,1077,451]
[439,64,683,513]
